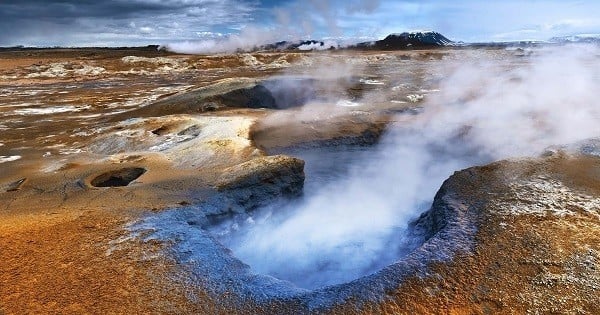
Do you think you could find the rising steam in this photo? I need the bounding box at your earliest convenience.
[164,0,383,54]
[165,26,282,54]
[215,45,600,289]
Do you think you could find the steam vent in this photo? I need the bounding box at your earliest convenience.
[1,28,600,314]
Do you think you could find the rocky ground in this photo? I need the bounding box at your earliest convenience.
[0,47,598,314]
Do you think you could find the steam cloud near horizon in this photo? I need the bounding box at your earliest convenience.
[216,45,600,289]
[164,0,382,54]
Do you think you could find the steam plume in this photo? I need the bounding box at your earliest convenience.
[220,45,600,289]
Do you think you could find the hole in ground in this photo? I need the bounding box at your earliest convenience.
[211,77,319,110]
[90,167,146,187]
[206,144,427,289]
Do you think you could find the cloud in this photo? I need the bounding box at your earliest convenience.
[491,17,600,42]
[1,0,600,47]
[345,0,381,14]
[165,26,281,54]
[0,0,260,46]
[491,29,541,41]
[139,26,154,34]
[165,0,385,53]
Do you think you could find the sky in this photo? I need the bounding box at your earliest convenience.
[0,0,599,47]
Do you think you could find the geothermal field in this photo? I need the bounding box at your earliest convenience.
[1,43,600,314]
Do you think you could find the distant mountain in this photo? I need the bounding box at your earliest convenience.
[258,31,453,52]
[354,31,454,50]
[241,31,600,53]
[548,35,600,44]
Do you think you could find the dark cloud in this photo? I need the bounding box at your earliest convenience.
[345,0,381,14]
[0,0,260,46]
[6,0,597,47]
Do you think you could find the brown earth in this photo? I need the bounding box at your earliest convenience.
[1,47,598,314]
[327,154,600,314]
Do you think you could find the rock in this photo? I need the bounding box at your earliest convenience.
[184,155,305,226]
[112,78,260,119]
[114,77,318,119]
[353,155,600,314]
[216,155,305,210]
[251,116,387,151]
[88,115,258,169]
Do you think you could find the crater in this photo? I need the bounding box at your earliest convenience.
[206,77,318,110]
[262,77,318,109]
[205,144,426,290]
[90,167,146,187]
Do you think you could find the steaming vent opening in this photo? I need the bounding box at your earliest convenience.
[204,144,430,290]
[200,76,432,290]
[262,77,319,109]
[214,76,377,112]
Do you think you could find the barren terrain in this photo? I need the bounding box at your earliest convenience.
[0,46,598,314]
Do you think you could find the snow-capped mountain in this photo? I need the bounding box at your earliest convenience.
[354,31,454,49]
